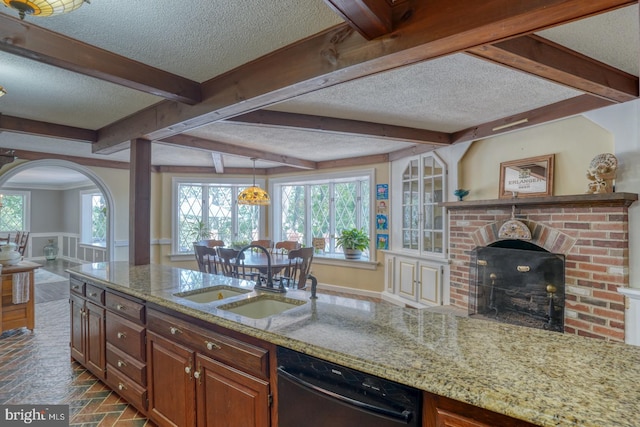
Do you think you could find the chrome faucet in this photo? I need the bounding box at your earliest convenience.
[237,244,286,293]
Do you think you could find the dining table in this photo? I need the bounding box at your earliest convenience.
[239,251,291,274]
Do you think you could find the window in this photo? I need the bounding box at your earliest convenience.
[0,191,29,233]
[174,179,264,254]
[272,170,372,260]
[80,191,107,247]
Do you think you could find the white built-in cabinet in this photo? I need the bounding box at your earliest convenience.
[383,153,447,308]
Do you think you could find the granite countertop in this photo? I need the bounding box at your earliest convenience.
[68,262,640,427]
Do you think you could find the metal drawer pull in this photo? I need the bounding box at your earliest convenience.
[118,383,126,391]
[517,265,530,272]
[72,285,80,290]
[116,304,126,310]
[117,332,127,339]
[205,341,221,350]
[89,292,98,297]
[170,327,182,335]
[185,366,191,374]
[117,360,127,368]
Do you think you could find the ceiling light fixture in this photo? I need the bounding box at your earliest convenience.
[237,158,271,206]
[0,86,6,97]
[2,0,89,20]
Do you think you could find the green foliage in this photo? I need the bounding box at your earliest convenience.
[188,220,212,242]
[336,228,369,251]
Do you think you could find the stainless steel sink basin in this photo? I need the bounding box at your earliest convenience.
[174,285,251,303]
[218,295,307,319]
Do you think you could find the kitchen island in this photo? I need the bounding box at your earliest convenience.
[68,261,640,427]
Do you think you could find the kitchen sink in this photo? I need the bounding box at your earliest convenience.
[218,295,307,319]
[174,285,251,303]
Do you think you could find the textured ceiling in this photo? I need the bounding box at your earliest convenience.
[0,2,638,188]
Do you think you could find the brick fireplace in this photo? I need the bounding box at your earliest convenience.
[444,193,638,342]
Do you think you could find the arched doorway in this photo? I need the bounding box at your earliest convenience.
[0,159,115,261]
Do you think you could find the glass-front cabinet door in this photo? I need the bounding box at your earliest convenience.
[400,153,446,255]
[402,159,420,250]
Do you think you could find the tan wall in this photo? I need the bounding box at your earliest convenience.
[460,116,614,200]
[155,163,389,291]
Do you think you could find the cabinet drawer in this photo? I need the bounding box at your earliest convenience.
[148,309,268,379]
[105,292,145,324]
[85,284,104,305]
[69,277,85,296]
[106,365,147,414]
[106,343,146,386]
[106,312,146,362]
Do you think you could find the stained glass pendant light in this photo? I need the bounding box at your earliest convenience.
[237,158,271,206]
[3,0,89,20]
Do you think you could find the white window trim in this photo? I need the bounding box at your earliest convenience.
[171,176,268,255]
[0,190,31,233]
[270,168,376,263]
[79,189,106,248]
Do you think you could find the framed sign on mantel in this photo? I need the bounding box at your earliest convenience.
[499,154,554,199]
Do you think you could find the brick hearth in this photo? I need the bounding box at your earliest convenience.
[444,193,638,342]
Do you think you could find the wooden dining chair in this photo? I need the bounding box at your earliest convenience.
[15,231,29,256]
[194,244,208,272]
[194,244,219,274]
[250,239,272,251]
[197,239,224,248]
[216,248,255,280]
[279,247,314,289]
[274,241,301,254]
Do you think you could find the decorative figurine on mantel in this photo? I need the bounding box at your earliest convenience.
[586,153,618,194]
[454,189,469,201]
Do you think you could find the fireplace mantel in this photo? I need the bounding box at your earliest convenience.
[441,192,637,210]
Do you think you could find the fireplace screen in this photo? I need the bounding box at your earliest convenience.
[469,245,565,332]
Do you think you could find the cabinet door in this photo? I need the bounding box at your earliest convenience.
[397,259,418,301]
[85,301,106,380]
[196,353,270,427]
[418,263,441,306]
[147,331,196,427]
[70,294,85,364]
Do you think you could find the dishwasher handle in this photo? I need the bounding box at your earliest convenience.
[277,366,414,424]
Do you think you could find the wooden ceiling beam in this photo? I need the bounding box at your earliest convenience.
[226,110,451,145]
[93,0,634,154]
[323,0,393,40]
[11,149,130,169]
[0,114,96,142]
[451,94,615,143]
[468,35,639,103]
[0,14,202,105]
[157,134,317,170]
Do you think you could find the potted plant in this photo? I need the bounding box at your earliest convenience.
[336,228,369,260]
[189,220,212,243]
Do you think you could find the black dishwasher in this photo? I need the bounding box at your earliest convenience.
[277,347,421,427]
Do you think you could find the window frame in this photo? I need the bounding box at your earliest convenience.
[80,189,107,248]
[172,177,268,255]
[0,190,30,234]
[270,168,375,263]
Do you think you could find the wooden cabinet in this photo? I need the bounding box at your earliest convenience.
[70,274,147,413]
[146,308,271,427]
[423,393,536,427]
[0,262,39,334]
[103,290,147,414]
[69,278,106,381]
